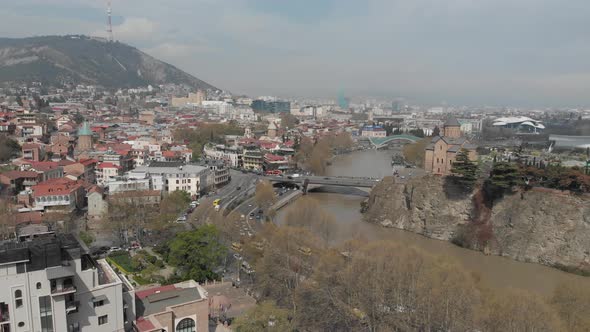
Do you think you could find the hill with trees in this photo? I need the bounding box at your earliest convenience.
[0,35,216,90]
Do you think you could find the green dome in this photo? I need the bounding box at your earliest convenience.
[78,122,92,136]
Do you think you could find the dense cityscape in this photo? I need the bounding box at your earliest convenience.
[1,1,590,332]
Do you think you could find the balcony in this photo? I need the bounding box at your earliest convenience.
[51,285,77,296]
[65,300,79,313]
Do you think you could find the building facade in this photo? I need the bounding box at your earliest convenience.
[0,233,134,332]
[424,117,477,176]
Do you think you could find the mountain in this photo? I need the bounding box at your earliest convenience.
[0,35,217,90]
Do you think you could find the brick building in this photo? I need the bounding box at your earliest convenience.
[424,117,477,176]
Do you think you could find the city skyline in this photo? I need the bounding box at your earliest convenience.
[2,0,590,107]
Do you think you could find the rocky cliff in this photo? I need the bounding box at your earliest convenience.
[364,176,590,274]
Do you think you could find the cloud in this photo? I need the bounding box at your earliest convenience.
[2,0,590,106]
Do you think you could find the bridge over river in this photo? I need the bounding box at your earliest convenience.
[266,175,380,194]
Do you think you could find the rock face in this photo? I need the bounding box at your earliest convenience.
[364,176,590,273]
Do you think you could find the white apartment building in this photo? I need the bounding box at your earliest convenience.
[106,176,152,194]
[129,162,209,198]
[202,144,241,168]
[0,232,135,332]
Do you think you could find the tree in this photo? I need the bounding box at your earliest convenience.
[0,136,21,162]
[487,162,521,191]
[167,225,226,282]
[232,300,294,332]
[72,112,85,124]
[449,149,479,189]
[550,281,590,331]
[478,288,562,332]
[402,137,430,167]
[285,197,336,243]
[280,113,298,130]
[0,200,17,240]
[433,125,441,136]
[255,180,277,210]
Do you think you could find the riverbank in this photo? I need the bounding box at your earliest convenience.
[276,148,590,295]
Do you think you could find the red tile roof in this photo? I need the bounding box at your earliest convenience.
[135,285,177,300]
[32,178,84,197]
[79,158,98,166]
[28,161,61,172]
[0,170,39,180]
[264,153,286,162]
[135,317,156,332]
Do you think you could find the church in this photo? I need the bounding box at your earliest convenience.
[424,117,477,175]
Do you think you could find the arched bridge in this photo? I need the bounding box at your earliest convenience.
[369,135,421,148]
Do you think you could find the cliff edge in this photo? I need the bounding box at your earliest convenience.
[364,176,590,274]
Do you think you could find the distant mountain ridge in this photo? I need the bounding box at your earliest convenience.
[0,35,217,90]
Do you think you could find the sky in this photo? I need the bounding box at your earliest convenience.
[1,0,590,107]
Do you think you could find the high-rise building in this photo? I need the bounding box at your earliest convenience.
[392,98,404,112]
[0,231,135,332]
[337,92,350,109]
[251,100,290,113]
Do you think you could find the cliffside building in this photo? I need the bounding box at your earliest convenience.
[424,117,477,175]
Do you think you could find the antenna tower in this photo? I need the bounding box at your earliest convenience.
[107,1,114,42]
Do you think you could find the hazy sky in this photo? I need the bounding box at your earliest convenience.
[2,0,590,107]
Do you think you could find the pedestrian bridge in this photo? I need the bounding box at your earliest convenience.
[369,135,422,148]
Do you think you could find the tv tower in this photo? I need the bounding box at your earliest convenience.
[107,1,114,42]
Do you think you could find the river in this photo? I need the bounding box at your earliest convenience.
[277,149,590,296]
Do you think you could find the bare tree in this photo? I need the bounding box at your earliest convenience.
[255,180,277,210]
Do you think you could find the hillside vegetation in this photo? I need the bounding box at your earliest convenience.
[0,35,216,89]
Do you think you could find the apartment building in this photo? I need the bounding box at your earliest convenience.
[0,232,135,332]
[129,162,209,198]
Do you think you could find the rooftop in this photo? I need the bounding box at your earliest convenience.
[136,282,204,317]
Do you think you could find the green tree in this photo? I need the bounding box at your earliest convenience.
[488,162,521,191]
[450,149,479,189]
[72,112,85,124]
[433,125,441,136]
[0,136,21,162]
[167,225,226,282]
[232,300,294,332]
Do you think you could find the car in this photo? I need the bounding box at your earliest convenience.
[247,232,253,237]
[236,186,241,190]
[258,209,263,214]
[249,212,255,216]
[108,246,122,252]
[256,215,261,220]
[248,204,253,207]
[287,176,293,179]
[233,253,243,261]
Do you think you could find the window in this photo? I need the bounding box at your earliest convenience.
[93,300,104,308]
[176,318,196,332]
[37,282,42,289]
[18,322,25,327]
[15,289,23,308]
[98,315,108,325]
[16,262,25,274]
[39,295,54,332]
